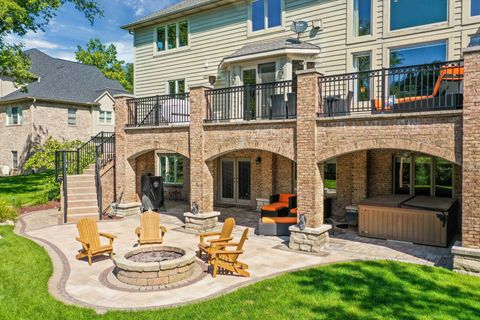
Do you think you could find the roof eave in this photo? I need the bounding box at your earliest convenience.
[0,96,100,107]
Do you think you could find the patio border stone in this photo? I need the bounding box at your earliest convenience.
[452,241,480,276]
[112,202,141,217]
[183,211,220,233]
[289,224,332,253]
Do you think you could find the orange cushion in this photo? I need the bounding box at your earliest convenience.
[261,203,287,212]
[290,208,298,215]
[261,217,297,224]
[279,194,296,203]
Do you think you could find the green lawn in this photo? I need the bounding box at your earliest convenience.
[0,172,53,207]
[1,226,479,320]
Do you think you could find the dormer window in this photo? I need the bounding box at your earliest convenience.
[156,20,188,52]
[251,0,282,32]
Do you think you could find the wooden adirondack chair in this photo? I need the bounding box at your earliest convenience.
[198,217,235,262]
[210,228,250,278]
[135,211,167,245]
[75,218,116,266]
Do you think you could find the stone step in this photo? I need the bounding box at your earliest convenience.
[67,174,95,183]
[67,214,99,224]
[67,186,96,194]
[68,206,99,215]
[68,180,95,188]
[83,168,96,175]
[68,193,97,201]
[67,199,98,208]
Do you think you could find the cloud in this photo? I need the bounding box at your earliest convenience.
[5,32,61,50]
[109,38,134,63]
[120,0,181,17]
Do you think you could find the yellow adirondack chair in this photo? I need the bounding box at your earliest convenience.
[210,228,250,278]
[198,217,235,262]
[135,211,167,245]
[75,218,116,266]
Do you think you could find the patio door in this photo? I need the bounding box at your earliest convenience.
[220,158,251,205]
[242,68,256,120]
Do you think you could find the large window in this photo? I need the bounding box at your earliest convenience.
[156,20,188,52]
[390,0,448,31]
[251,0,282,32]
[158,154,184,185]
[168,79,186,95]
[472,0,480,16]
[353,53,371,102]
[393,154,453,198]
[390,42,447,68]
[6,106,22,125]
[354,0,371,36]
[68,108,77,126]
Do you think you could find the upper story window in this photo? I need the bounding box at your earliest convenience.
[99,111,112,124]
[168,79,186,95]
[6,106,22,125]
[390,0,448,31]
[353,0,372,36]
[68,108,77,126]
[157,20,188,52]
[251,0,282,32]
[472,0,480,16]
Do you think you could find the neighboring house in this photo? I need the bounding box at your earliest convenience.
[0,49,129,174]
[58,0,480,273]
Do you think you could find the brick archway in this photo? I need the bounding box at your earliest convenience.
[205,146,295,162]
[317,138,460,165]
[127,147,190,161]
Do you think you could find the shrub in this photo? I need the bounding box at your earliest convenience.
[43,174,60,202]
[0,202,18,222]
[24,137,83,172]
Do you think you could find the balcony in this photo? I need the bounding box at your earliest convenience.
[318,60,464,117]
[205,81,296,122]
[126,93,190,127]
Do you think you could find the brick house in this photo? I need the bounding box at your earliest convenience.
[0,49,128,174]
[90,0,480,274]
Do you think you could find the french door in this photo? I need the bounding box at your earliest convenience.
[220,158,251,205]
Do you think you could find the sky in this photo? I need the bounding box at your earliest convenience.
[6,0,183,63]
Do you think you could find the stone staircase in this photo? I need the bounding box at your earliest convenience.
[62,165,99,223]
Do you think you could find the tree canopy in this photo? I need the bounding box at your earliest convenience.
[75,38,133,92]
[0,0,103,86]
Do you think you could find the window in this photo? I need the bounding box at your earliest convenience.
[12,151,18,169]
[472,0,480,16]
[158,154,184,185]
[324,159,337,190]
[354,0,371,36]
[353,53,371,102]
[156,20,188,52]
[251,0,282,32]
[168,79,186,95]
[99,111,113,124]
[393,154,453,197]
[390,0,448,31]
[68,108,77,126]
[6,106,22,125]
[470,34,480,47]
[389,42,447,68]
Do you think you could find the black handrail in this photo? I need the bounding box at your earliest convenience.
[318,60,464,117]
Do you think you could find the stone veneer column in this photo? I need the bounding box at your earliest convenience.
[289,69,331,253]
[112,94,141,217]
[452,46,480,275]
[183,85,219,232]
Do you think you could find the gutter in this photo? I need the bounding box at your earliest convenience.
[0,96,100,107]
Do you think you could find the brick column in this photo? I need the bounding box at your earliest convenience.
[112,93,140,217]
[289,69,331,253]
[452,47,480,275]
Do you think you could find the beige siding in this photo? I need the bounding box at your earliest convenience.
[92,92,116,134]
[133,0,480,96]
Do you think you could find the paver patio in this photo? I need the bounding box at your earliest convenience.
[15,202,453,311]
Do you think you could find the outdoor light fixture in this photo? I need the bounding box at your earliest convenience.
[256,157,262,165]
[208,75,216,85]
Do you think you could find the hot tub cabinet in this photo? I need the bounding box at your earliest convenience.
[358,195,457,247]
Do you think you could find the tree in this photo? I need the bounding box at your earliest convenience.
[24,137,83,172]
[0,0,103,87]
[75,38,133,91]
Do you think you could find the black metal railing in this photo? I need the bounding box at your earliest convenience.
[126,93,190,127]
[55,131,115,223]
[318,60,464,117]
[205,81,296,122]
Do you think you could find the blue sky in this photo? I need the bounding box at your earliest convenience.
[6,0,182,63]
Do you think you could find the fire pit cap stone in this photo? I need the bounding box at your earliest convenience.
[183,211,221,219]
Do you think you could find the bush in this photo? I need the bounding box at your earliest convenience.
[24,137,83,172]
[0,202,18,222]
[43,175,60,202]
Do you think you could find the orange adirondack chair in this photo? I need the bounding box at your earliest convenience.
[135,211,167,245]
[198,217,235,262]
[75,218,116,266]
[210,228,250,278]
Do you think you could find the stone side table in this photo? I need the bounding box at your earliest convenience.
[183,211,221,233]
[289,224,332,253]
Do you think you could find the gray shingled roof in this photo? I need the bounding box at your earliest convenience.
[224,38,320,60]
[122,0,214,29]
[0,49,129,104]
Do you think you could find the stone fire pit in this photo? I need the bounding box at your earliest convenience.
[113,246,196,286]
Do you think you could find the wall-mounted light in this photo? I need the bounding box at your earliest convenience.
[256,157,262,165]
[208,75,217,86]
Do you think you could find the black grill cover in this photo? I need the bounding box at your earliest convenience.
[141,176,165,212]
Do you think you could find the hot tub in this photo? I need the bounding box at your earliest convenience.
[358,195,457,247]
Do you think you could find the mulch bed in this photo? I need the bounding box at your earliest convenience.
[20,201,60,214]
